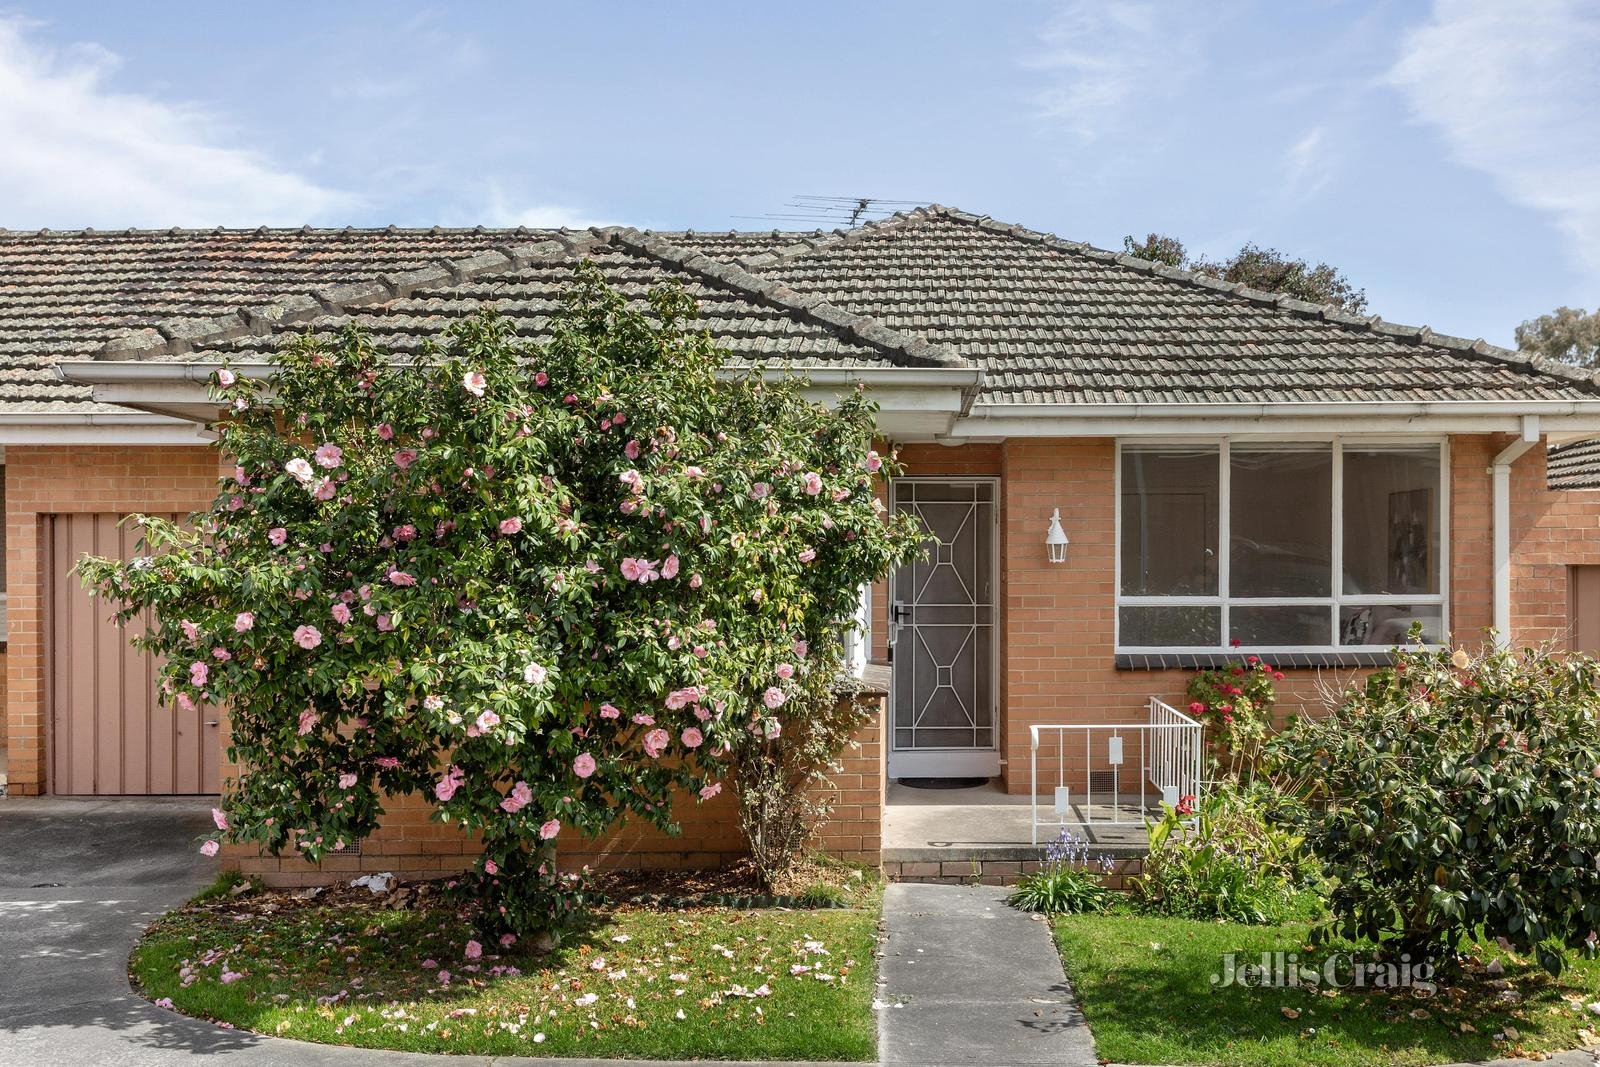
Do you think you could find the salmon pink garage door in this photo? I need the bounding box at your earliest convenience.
[47,513,219,795]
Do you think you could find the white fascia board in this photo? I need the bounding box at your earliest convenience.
[955,400,1600,438]
[0,413,214,444]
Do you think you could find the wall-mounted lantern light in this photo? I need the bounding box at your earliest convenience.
[1045,508,1069,564]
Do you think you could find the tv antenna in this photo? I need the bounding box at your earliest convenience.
[732,195,927,228]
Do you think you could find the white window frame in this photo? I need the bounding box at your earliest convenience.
[1114,436,1450,654]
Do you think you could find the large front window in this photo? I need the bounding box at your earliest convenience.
[1117,440,1445,650]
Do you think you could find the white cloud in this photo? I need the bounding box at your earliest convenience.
[1387,0,1600,279]
[1282,126,1334,203]
[1023,1,1197,141]
[475,184,613,230]
[0,16,357,228]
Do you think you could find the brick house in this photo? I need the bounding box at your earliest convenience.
[7,205,1600,883]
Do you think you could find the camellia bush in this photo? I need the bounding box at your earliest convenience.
[78,266,921,942]
[1270,640,1600,974]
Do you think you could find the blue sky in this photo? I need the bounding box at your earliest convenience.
[1,1,1596,346]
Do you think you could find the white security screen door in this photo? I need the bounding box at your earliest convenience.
[888,478,1000,778]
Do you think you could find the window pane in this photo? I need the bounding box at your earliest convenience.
[1230,605,1331,647]
[1340,604,1444,646]
[1230,445,1332,596]
[1343,446,1441,596]
[1120,447,1219,596]
[1119,605,1220,647]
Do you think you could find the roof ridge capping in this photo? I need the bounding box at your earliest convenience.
[731,204,942,272]
[606,226,971,370]
[95,232,599,361]
[935,208,1600,394]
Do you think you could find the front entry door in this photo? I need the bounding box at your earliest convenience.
[888,478,1000,778]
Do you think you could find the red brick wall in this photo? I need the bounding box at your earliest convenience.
[4,446,222,795]
[229,695,886,887]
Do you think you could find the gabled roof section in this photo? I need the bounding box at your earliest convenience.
[694,204,1600,406]
[114,227,965,370]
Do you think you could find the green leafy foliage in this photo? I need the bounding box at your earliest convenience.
[1007,829,1114,914]
[75,266,919,942]
[1187,652,1280,778]
[1270,642,1600,975]
[1120,232,1368,313]
[1516,305,1600,368]
[1134,783,1319,925]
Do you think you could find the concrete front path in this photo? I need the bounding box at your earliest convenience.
[877,881,1098,1065]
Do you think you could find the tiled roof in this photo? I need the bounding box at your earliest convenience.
[0,226,544,412]
[187,229,955,370]
[1547,439,1600,490]
[698,206,1600,405]
[7,205,1600,418]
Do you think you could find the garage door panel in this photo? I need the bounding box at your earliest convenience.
[48,512,216,796]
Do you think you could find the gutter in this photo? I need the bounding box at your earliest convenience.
[1490,415,1541,648]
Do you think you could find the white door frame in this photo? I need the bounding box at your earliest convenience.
[887,476,1002,779]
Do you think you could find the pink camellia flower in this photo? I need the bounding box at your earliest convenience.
[539,819,561,841]
[500,780,533,813]
[212,646,231,661]
[776,663,795,680]
[464,940,483,960]
[180,619,200,642]
[393,448,418,469]
[689,573,703,589]
[798,548,816,563]
[200,840,220,857]
[763,719,783,740]
[793,639,809,657]
[573,753,597,778]
[681,727,704,749]
[463,370,487,396]
[763,687,787,709]
[294,625,322,650]
[376,423,394,441]
[212,807,229,831]
[298,708,319,735]
[500,933,517,947]
[624,439,641,459]
[435,765,465,802]
[331,602,352,624]
[1188,701,1204,714]
[475,709,500,733]
[750,481,771,499]
[268,527,288,547]
[314,442,343,469]
[285,457,315,484]
[599,703,621,719]
[865,450,883,472]
[387,569,416,586]
[524,662,547,685]
[375,756,400,769]
[632,713,655,726]
[484,859,498,876]
[802,471,823,496]
[394,523,417,541]
[661,554,680,580]
[643,728,670,759]
[216,368,237,388]
[665,685,706,710]
[313,478,337,501]
[619,469,644,494]
[376,614,394,632]
[534,371,549,386]
[176,693,196,712]
[699,782,723,800]
[189,661,209,686]
[499,516,523,535]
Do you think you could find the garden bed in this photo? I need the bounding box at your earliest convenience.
[130,872,881,1060]
[1053,913,1600,1067]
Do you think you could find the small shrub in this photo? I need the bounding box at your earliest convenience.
[1133,782,1317,925]
[1187,649,1280,778]
[1008,830,1114,914]
[1270,640,1600,975]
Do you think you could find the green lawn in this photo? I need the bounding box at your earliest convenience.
[132,889,880,1060]
[1054,913,1600,1067]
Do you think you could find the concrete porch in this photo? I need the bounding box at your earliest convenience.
[881,779,1152,885]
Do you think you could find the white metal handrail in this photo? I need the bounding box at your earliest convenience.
[1029,697,1203,844]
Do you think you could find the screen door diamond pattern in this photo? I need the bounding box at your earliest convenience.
[890,480,997,765]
